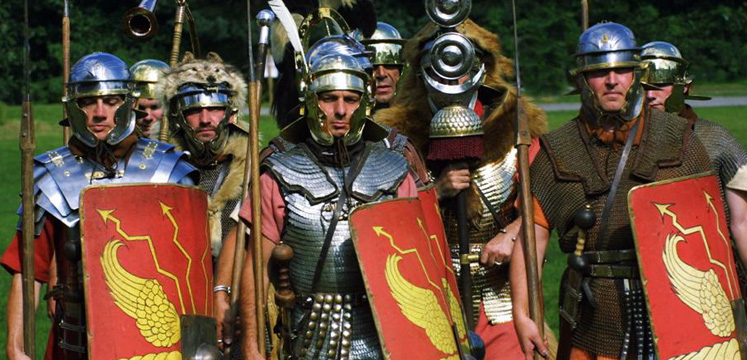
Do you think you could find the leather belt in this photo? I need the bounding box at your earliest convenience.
[588,264,639,278]
[583,249,638,278]
[585,249,637,264]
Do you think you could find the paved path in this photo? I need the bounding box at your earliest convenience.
[539,96,747,112]
[255,96,747,115]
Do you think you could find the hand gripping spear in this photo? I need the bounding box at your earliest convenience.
[510,1,545,359]
[20,0,36,357]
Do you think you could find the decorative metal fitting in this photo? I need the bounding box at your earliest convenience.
[429,105,484,138]
[426,0,471,28]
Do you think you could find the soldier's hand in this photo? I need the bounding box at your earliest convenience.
[244,347,265,360]
[480,217,521,267]
[435,162,471,200]
[8,349,32,360]
[213,290,231,350]
[514,315,549,359]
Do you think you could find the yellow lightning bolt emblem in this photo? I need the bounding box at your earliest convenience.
[159,202,196,313]
[97,208,187,313]
[657,191,738,338]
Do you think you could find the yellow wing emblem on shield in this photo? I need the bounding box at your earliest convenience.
[102,240,181,347]
[444,279,466,339]
[663,233,735,337]
[385,254,456,355]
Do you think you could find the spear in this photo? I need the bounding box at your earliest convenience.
[511,1,544,359]
[20,0,36,357]
[62,0,71,144]
[228,4,273,358]
[581,0,589,30]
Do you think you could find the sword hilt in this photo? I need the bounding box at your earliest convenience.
[573,204,595,257]
[271,243,295,308]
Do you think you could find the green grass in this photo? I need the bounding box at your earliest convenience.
[0,104,745,357]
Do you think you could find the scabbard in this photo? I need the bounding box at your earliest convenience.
[559,266,584,330]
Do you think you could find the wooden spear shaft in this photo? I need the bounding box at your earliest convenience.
[20,0,36,356]
[62,0,70,144]
[161,1,188,142]
[581,0,589,30]
[511,1,544,358]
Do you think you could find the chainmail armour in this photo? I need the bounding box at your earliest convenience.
[530,110,712,357]
[198,161,239,245]
[442,148,519,325]
[264,143,409,360]
[693,119,747,203]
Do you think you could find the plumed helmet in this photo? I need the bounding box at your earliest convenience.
[353,22,406,66]
[130,59,170,99]
[303,51,371,146]
[571,22,645,124]
[157,52,247,166]
[640,41,689,86]
[63,52,136,147]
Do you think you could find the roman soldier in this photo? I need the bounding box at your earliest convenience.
[510,23,712,359]
[1,52,197,360]
[353,21,407,112]
[238,47,418,359]
[157,52,249,259]
[641,40,747,300]
[130,59,169,139]
[374,18,548,359]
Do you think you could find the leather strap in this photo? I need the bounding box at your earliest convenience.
[308,149,360,294]
[597,120,640,250]
[475,185,512,229]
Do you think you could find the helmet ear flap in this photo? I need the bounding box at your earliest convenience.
[665,84,686,113]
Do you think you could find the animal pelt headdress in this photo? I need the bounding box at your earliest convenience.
[156,52,251,255]
[157,51,248,121]
[375,19,548,223]
[270,0,377,128]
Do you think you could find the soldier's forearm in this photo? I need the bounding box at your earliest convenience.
[215,226,237,287]
[510,224,549,320]
[7,273,41,359]
[509,235,531,320]
[727,189,747,269]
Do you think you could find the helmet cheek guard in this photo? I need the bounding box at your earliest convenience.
[303,53,371,146]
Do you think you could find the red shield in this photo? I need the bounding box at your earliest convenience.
[350,187,470,359]
[80,184,212,359]
[629,173,745,359]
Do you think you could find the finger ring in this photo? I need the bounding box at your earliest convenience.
[494,261,502,266]
[217,339,224,344]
